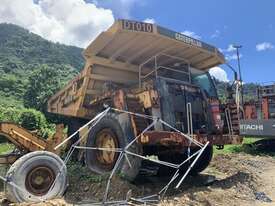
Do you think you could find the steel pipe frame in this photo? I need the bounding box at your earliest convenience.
[138,53,191,88]
[0,107,210,205]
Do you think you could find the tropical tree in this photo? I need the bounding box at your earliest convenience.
[23,65,61,112]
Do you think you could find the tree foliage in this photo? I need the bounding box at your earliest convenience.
[213,78,259,103]
[0,23,83,109]
[0,106,54,139]
[23,65,62,111]
[0,23,83,139]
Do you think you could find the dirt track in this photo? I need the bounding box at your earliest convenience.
[1,152,275,205]
[161,153,275,206]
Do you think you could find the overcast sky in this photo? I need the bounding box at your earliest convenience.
[1,0,275,83]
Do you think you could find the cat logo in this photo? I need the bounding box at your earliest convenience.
[175,33,202,48]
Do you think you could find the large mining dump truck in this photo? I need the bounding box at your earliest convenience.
[48,20,242,175]
[1,19,242,203]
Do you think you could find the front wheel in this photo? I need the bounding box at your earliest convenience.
[190,146,213,175]
[85,114,142,182]
[158,146,213,176]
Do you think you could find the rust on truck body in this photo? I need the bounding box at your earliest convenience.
[140,131,243,146]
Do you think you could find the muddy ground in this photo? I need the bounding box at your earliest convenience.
[0,152,275,205]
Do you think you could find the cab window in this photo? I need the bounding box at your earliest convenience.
[191,69,218,98]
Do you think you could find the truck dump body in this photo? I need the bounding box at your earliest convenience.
[47,19,224,119]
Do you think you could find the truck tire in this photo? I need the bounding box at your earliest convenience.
[158,146,213,176]
[85,114,141,182]
[190,146,213,175]
[5,151,67,203]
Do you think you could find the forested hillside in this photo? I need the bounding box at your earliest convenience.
[0,23,84,108]
[0,23,84,136]
[214,79,259,103]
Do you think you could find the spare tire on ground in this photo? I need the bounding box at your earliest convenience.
[85,114,142,182]
[5,151,67,203]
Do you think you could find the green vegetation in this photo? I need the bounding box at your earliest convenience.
[0,23,84,142]
[0,107,55,139]
[67,162,106,183]
[214,137,275,156]
[0,143,14,155]
[214,78,259,103]
[23,64,78,112]
[214,137,259,155]
[0,23,83,108]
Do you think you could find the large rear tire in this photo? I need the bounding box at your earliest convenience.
[158,146,213,176]
[85,114,141,182]
[5,151,67,203]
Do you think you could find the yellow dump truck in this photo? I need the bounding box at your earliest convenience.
[0,19,242,202]
[48,19,241,175]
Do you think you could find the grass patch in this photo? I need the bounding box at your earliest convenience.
[67,161,107,183]
[214,137,275,157]
[0,143,14,154]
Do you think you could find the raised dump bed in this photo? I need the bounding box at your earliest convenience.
[47,19,224,119]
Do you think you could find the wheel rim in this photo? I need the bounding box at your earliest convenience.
[95,128,119,171]
[25,166,55,196]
